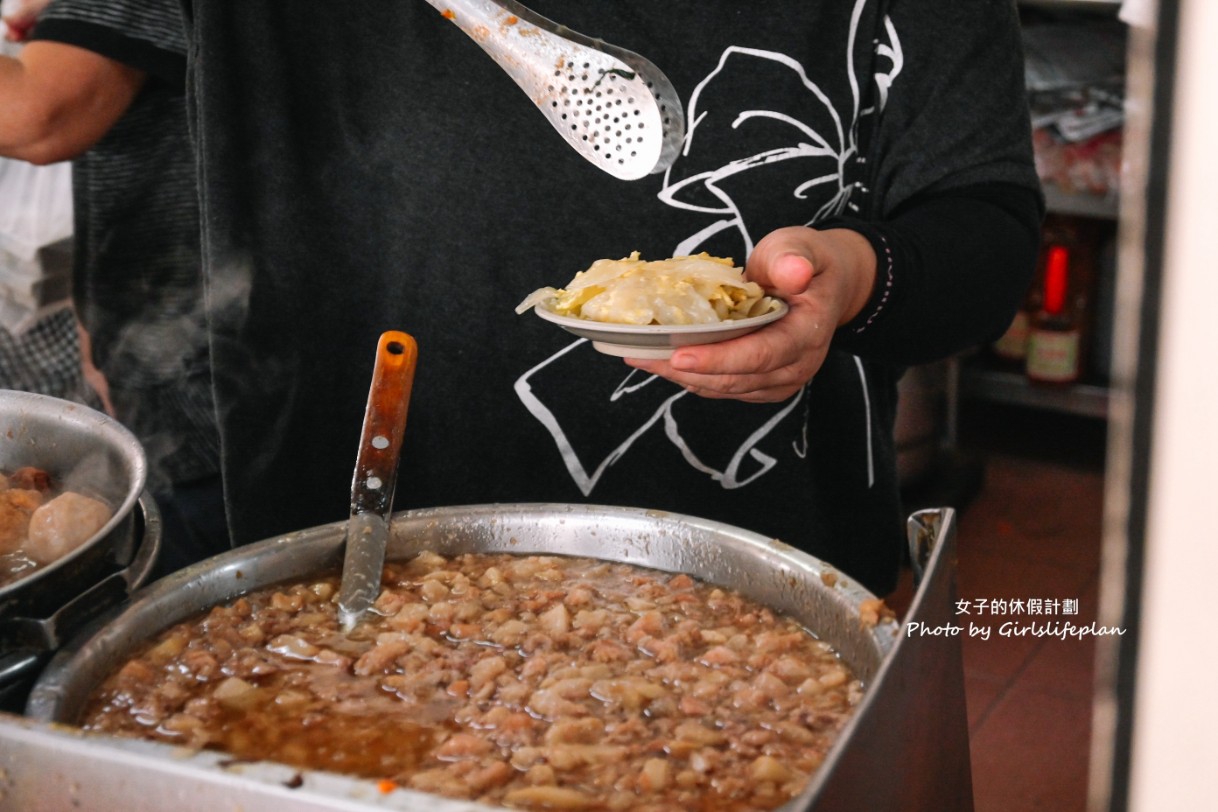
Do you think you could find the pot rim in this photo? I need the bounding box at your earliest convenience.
[28,501,899,724]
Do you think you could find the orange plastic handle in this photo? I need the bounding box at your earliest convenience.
[351,331,418,516]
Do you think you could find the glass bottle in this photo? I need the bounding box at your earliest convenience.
[1025,244,1082,385]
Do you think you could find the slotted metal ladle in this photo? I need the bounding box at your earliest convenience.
[423,0,684,180]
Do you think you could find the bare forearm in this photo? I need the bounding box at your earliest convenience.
[0,54,44,159]
[0,41,143,164]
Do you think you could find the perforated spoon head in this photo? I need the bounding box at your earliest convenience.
[429,0,685,181]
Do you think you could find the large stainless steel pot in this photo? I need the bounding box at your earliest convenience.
[9,503,972,811]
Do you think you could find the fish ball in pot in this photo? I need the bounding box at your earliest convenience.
[24,493,113,565]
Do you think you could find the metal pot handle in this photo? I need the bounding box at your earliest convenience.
[0,492,161,653]
[907,506,952,585]
[124,491,162,592]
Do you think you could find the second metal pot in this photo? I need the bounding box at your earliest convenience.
[0,390,148,619]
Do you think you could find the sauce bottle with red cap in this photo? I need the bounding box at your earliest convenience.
[1025,243,1083,385]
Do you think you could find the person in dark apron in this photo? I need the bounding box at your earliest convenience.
[180,0,1042,596]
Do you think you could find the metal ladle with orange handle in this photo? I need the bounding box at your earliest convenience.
[337,331,418,632]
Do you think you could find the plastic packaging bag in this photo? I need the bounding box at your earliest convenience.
[1,0,51,42]
[0,156,75,334]
[0,156,73,260]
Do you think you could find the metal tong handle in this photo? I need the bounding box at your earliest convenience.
[337,332,418,630]
[422,0,684,180]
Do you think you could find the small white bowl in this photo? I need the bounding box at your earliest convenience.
[533,300,790,359]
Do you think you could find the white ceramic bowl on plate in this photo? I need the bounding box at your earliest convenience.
[533,299,790,359]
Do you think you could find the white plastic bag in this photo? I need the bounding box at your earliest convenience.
[1,0,52,43]
[0,156,73,262]
[0,156,74,333]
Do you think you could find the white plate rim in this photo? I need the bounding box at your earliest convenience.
[533,298,789,340]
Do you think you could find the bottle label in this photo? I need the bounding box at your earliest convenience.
[1026,328,1081,382]
[993,311,1030,361]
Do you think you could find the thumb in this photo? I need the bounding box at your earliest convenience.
[767,252,815,297]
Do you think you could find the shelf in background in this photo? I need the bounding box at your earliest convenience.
[1043,183,1120,220]
[960,364,1109,420]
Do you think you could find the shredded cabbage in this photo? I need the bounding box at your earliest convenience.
[516,252,781,325]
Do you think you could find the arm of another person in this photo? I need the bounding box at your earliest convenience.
[0,39,145,165]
